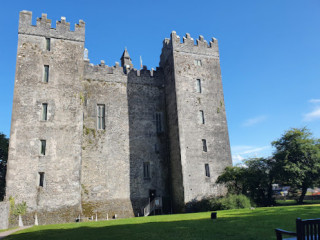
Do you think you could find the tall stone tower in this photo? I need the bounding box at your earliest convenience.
[6,11,85,223]
[160,32,232,212]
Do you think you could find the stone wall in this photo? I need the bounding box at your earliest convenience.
[81,64,133,218]
[127,69,169,215]
[160,40,185,212]
[81,63,169,217]
[0,201,9,230]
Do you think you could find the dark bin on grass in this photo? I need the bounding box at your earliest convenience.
[211,212,217,219]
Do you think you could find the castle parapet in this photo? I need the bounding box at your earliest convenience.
[161,31,219,58]
[84,61,163,86]
[18,10,85,42]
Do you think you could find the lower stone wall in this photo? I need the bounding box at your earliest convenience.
[0,201,9,230]
[9,205,81,227]
[81,199,134,220]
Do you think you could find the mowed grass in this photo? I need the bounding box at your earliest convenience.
[5,204,320,240]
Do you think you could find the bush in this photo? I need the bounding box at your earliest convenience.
[211,194,251,210]
[9,196,27,216]
[186,194,251,213]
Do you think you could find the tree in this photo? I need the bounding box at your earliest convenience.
[272,128,320,204]
[0,132,9,201]
[216,166,248,195]
[244,158,276,206]
[217,158,276,206]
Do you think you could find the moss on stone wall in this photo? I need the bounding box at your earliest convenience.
[81,200,134,219]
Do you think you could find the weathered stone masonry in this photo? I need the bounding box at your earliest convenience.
[5,10,232,225]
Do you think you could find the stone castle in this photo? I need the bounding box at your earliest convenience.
[5,10,232,225]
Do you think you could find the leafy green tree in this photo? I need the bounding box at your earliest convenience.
[217,158,276,206]
[272,127,320,204]
[244,158,276,206]
[0,132,9,201]
[216,166,248,195]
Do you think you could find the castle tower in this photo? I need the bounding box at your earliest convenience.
[160,32,232,212]
[120,48,133,68]
[6,11,85,224]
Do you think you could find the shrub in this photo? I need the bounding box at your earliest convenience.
[186,194,251,212]
[9,196,27,216]
[211,194,251,210]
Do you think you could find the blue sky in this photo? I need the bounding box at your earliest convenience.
[0,0,319,165]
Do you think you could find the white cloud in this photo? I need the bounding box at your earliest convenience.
[232,154,244,166]
[240,146,270,155]
[309,99,320,103]
[242,115,267,127]
[303,107,320,122]
[303,99,320,122]
[231,145,253,152]
[231,145,271,165]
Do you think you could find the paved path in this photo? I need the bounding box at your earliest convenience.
[0,226,32,239]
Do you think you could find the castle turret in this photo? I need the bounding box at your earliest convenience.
[6,11,85,224]
[160,32,232,212]
[120,48,133,68]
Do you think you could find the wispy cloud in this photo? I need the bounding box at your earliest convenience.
[303,99,320,122]
[242,115,267,127]
[232,154,244,166]
[231,145,271,165]
[309,99,320,103]
[303,108,320,121]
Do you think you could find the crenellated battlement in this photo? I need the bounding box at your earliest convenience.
[161,31,219,58]
[84,61,163,86]
[18,10,85,42]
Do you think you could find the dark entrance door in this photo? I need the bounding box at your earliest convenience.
[149,189,156,201]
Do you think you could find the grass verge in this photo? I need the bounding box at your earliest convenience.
[5,204,320,240]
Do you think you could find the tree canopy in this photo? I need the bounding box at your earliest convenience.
[217,127,320,205]
[217,158,276,206]
[272,127,320,203]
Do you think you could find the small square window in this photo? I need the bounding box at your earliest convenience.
[42,103,48,121]
[97,104,105,130]
[40,140,46,155]
[194,59,202,66]
[143,162,150,179]
[46,38,50,51]
[205,164,210,177]
[43,65,49,83]
[202,139,207,152]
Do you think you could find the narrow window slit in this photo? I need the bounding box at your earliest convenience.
[43,65,49,83]
[42,103,48,121]
[205,164,210,177]
[40,140,46,155]
[202,139,207,152]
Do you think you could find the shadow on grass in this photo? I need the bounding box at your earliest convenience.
[5,206,320,240]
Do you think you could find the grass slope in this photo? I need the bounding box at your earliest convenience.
[5,204,320,240]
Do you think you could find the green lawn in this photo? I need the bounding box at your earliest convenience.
[276,199,320,206]
[5,204,320,240]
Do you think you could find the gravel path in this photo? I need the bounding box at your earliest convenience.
[0,226,32,239]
